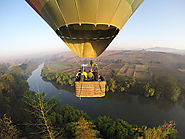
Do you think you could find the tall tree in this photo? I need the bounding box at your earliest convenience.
[0,114,19,139]
[24,91,63,139]
[67,117,99,139]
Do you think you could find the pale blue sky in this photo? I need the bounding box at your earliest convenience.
[0,0,185,59]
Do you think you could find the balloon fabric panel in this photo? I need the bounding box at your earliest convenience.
[26,0,144,58]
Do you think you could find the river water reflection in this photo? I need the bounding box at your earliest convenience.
[27,64,185,137]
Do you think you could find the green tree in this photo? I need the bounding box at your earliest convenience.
[24,91,62,139]
[0,73,17,100]
[154,76,181,102]
[105,85,109,92]
[95,116,135,139]
[108,78,117,92]
[68,79,73,86]
[143,82,155,98]
[0,114,19,139]
[56,76,61,84]
[67,117,99,139]
[126,77,136,88]
[60,104,89,125]
[136,121,177,139]
[106,74,136,93]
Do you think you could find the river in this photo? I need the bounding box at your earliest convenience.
[27,63,185,137]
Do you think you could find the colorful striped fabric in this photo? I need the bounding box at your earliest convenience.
[26,0,144,58]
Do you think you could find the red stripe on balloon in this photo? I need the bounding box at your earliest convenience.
[25,0,42,17]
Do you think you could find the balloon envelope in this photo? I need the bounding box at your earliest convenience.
[26,0,143,58]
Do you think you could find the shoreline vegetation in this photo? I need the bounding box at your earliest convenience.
[41,64,185,103]
[0,63,180,138]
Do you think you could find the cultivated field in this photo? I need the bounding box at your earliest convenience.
[44,50,185,81]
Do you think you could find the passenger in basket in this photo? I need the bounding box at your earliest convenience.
[88,70,94,80]
[83,69,88,80]
[75,70,81,81]
[99,74,105,81]
[93,69,98,81]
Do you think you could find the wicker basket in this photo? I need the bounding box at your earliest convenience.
[75,81,106,97]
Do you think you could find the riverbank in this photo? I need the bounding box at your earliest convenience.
[27,64,185,137]
[41,62,185,105]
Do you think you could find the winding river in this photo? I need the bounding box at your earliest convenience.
[27,64,185,137]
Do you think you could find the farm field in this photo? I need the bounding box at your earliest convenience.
[44,50,185,81]
[48,64,68,70]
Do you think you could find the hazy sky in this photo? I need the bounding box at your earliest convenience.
[0,0,185,59]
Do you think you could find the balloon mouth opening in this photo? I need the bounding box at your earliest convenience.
[55,24,120,58]
[55,24,119,41]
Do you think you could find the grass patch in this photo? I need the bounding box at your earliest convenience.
[48,64,68,70]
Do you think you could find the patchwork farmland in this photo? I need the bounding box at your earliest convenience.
[44,50,185,81]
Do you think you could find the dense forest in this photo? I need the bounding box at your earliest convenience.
[0,63,179,138]
[0,62,39,121]
[106,70,185,103]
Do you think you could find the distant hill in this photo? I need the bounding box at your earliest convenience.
[45,50,185,81]
[146,47,185,55]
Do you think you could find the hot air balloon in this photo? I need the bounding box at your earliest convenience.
[26,0,143,97]
[26,0,143,58]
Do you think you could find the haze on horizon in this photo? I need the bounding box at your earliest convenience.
[0,0,185,59]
